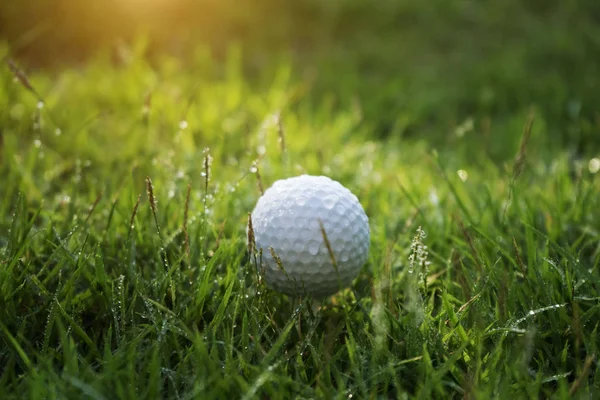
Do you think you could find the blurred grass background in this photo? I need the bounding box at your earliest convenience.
[2,0,599,157]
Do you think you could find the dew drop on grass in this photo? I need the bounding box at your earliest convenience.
[457,169,468,182]
[55,128,62,136]
[60,195,72,205]
[428,188,439,206]
[37,101,45,109]
[34,139,42,148]
[589,158,600,173]
[115,277,125,324]
[250,166,257,173]
[179,120,188,130]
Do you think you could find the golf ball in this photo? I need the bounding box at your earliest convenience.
[249,175,370,298]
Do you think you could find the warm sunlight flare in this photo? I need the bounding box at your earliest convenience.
[118,0,178,16]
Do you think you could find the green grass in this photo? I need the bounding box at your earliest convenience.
[1,12,600,398]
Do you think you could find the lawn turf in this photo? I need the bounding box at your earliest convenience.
[1,3,600,398]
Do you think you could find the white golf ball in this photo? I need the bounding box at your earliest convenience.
[249,175,370,298]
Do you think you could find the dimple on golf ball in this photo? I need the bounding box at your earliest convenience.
[249,175,370,298]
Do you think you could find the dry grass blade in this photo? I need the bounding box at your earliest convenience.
[7,58,62,129]
[513,110,535,180]
[503,110,535,222]
[456,215,482,272]
[458,292,481,314]
[128,193,142,237]
[266,246,297,294]
[512,237,529,283]
[215,219,226,250]
[268,247,285,272]
[569,354,595,396]
[7,59,43,102]
[318,218,338,274]
[85,190,104,223]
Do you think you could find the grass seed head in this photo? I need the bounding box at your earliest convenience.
[247,212,255,256]
[408,226,429,276]
[252,161,264,195]
[276,111,286,153]
[8,59,38,96]
[513,110,535,180]
[203,147,213,192]
[145,176,157,213]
